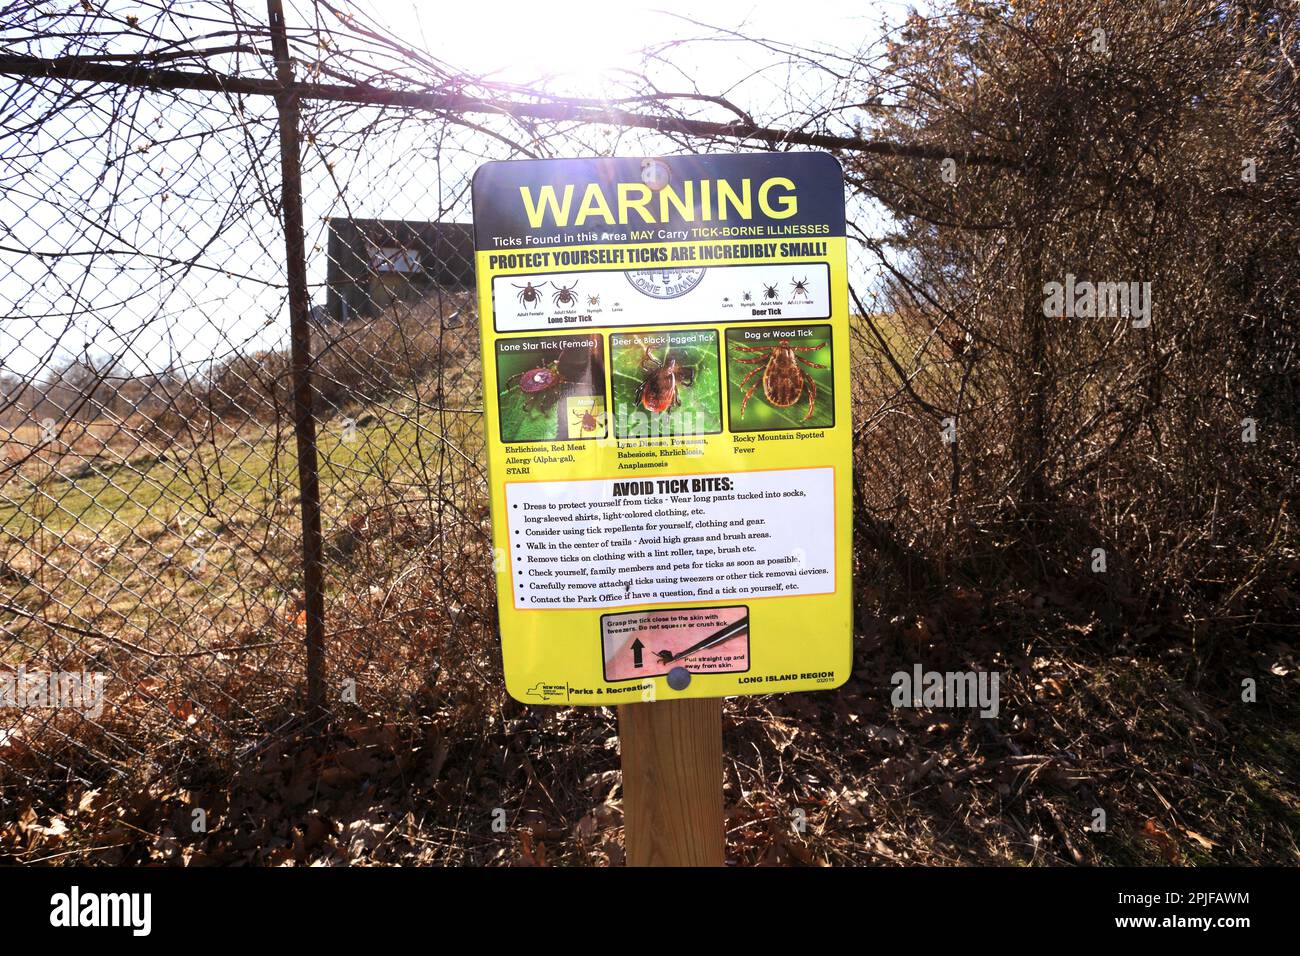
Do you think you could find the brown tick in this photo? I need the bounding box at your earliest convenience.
[732,338,827,421]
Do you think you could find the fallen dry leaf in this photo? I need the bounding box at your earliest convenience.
[1141,818,1181,863]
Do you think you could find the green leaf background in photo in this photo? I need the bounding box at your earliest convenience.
[610,330,722,437]
[495,342,600,443]
[724,326,834,431]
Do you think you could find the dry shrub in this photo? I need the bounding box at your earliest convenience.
[848,0,1298,648]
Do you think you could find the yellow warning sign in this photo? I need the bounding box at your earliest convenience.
[473,153,852,704]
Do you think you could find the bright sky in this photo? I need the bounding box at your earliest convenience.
[1,1,913,379]
[354,0,906,83]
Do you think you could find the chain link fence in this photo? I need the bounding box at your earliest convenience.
[0,1,890,855]
[0,26,518,810]
[5,0,1293,866]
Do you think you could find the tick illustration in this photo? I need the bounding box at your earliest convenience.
[656,615,749,664]
[552,281,579,308]
[513,281,546,307]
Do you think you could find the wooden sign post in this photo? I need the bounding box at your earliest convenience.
[618,698,724,866]
[471,154,852,869]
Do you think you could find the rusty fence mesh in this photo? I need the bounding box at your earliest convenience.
[0,1,888,855]
[8,0,1293,867]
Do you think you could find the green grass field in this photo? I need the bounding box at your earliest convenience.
[0,387,487,648]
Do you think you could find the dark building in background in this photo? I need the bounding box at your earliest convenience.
[325,219,475,322]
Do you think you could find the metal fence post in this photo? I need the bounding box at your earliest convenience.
[267,0,327,711]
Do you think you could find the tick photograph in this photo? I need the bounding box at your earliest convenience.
[495,333,606,442]
[725,325,835,431]
[610,329,722,439]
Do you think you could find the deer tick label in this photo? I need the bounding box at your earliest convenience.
[473,152,853,703]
